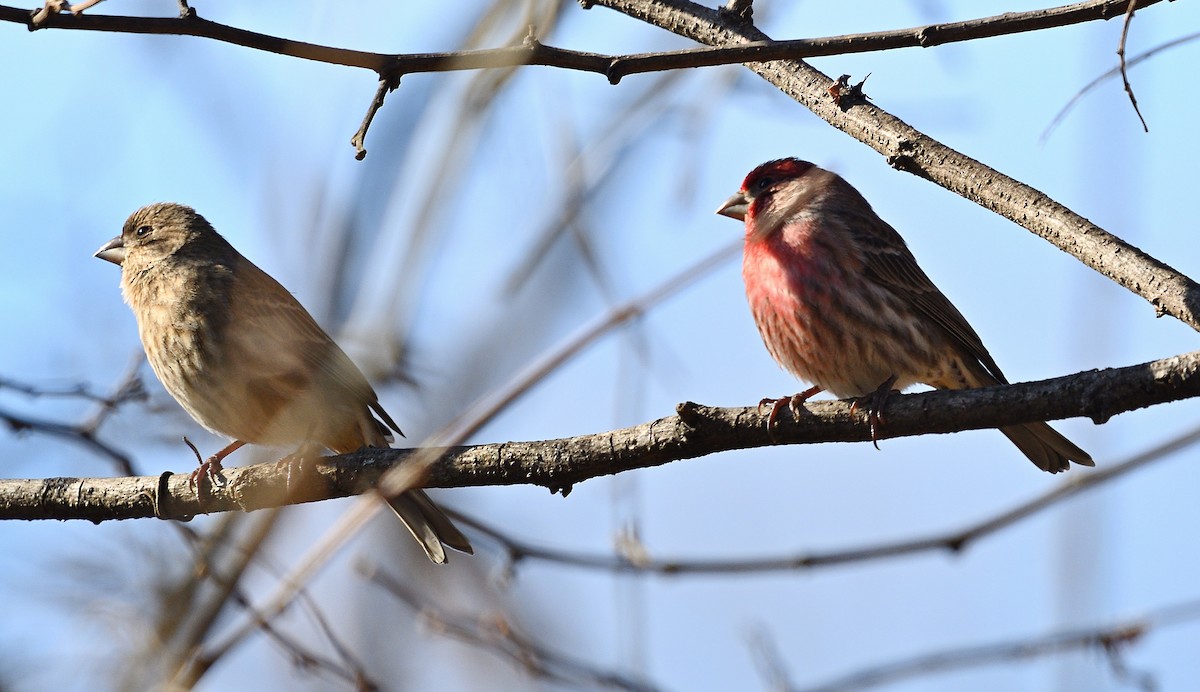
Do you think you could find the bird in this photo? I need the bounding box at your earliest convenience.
[716,158,1093,473]
[95,202,473,562]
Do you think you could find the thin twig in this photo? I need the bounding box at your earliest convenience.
[351,74,400,160]
[1117,0,1150,132]
[361,560,661,691]
[1042,31,1199,142]
[0,362,145,476]
[795,597,1200,691]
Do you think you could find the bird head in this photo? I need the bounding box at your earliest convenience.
[94,203,218,270]
[717,158,834,241]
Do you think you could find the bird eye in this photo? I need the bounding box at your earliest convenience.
[135,225,153,239]
[753,176,775,193]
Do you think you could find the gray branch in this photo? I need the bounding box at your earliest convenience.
[2,351,1198,522]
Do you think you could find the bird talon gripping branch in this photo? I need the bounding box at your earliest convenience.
[849,375,897,449]
[717,158,1093,473]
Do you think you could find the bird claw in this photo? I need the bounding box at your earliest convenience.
[187,455,227,492]
[849,375,899,450]
[758,386,823,432]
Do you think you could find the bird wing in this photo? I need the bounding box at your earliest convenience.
[851,214,1009,384]
[225,256,393,434]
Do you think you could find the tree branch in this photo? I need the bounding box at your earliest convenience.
[362,561,660,691]
[591,0,1200,333]
[1,0,1164,81]
[3,350,1199,522]
[796,598,1200,691]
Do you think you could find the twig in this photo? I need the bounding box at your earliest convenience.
[446,240,740,442]
[747,625,794,692]
[795,597,1200,691]
[145,517,376,690]
[0,359,144,475]
[179,458,431,687]
[350,74,400,160]
[1042,31,1199,142]
[1117,0,1150,132]
[361,560,660,691]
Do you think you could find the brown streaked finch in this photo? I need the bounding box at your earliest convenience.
[95,203,472,563]
[717,158,1093,473]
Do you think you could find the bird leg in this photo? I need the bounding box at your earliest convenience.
[849,375,899,450]
[758,385,823,430]
[187,439,245,492]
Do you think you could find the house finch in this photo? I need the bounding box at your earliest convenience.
[95,203,472,562]
[717,158,1093,473]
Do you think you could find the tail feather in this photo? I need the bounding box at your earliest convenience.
[386,490,474,564]
[1000,422,1094,474]
[952,361,1093,474]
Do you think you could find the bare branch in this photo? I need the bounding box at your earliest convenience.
[0,361,145,475]
[1117,0,1150,132]
[603,0,1166,82]
[0,0,1168,83]
[795,598,1200,691]
[590,0,1200,332]
[2,350,1199,522]
[1042,31,1200,141]
[350,75,400,160]
[362,561,660,691]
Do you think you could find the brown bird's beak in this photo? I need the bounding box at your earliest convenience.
[716,192,749,221]
[94,236,126,265]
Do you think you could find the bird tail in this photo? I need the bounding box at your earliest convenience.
[387,490,474,564]
[999,422,1094,474]
[949,360,1094,474]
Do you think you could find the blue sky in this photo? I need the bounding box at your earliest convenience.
[2,1,1199,690]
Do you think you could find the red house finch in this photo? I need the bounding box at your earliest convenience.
[95,203,472,562]
[717,158,1093,473]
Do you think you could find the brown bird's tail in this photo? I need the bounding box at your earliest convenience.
[946,361,1094,474]
[387,490,474,564]
[999,422,1094,474]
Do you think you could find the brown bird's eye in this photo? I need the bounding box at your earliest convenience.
[753,176,775,194]
[135,225,153,239]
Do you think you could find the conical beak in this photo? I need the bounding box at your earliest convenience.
[716,192,748,221]
[94,236,126,265]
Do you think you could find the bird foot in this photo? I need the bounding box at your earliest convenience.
[758,386,823,431]
[183,437,242,497]
[849,375,899,450]
[187,455,227,492]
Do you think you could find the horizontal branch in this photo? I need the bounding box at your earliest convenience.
[604,0,1165,82]
[594,0,1200,333]
[2,350,1199,522]
[0,0,1164,83]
